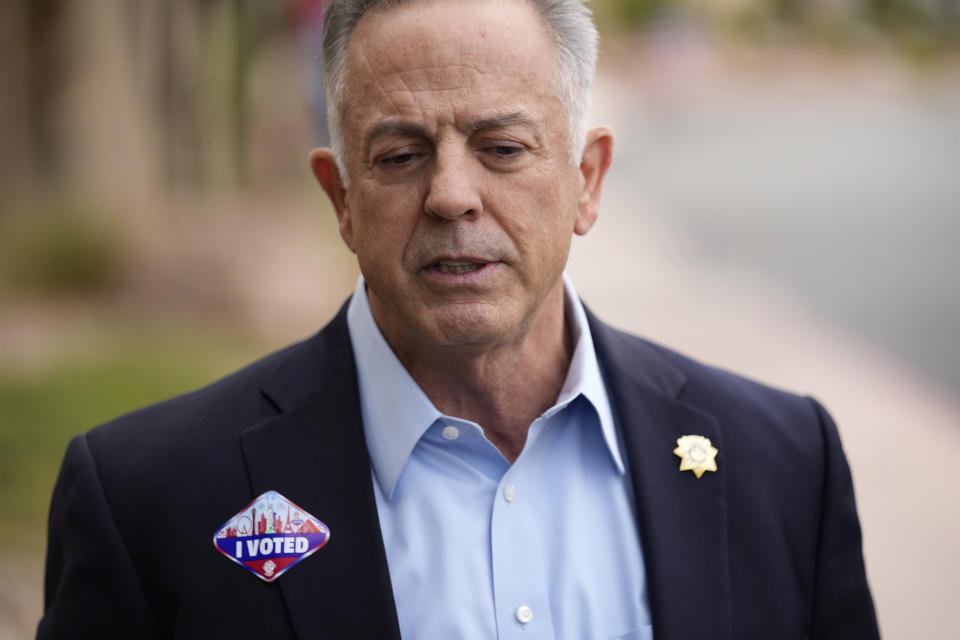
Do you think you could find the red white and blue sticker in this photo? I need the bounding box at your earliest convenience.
[213,490,330,582]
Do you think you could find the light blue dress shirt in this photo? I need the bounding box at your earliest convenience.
[346,275,652,640]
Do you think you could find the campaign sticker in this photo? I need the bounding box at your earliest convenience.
[213,490,330,582]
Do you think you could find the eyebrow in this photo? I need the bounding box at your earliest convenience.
[363,111,539,150]
[364,121,430,149]
[468,111,538,133]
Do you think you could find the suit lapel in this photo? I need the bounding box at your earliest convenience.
[239,307,401,640]
[589,312,732,640]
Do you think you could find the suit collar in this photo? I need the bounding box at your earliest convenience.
[345,280,445,500]
[588,309,733,640]
[242,303,401,639]
[259,302,354,413]
[585,307,688,400]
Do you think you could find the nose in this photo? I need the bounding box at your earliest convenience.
[424,146,482,221]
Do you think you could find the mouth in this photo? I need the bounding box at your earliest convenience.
[432,259,488,275]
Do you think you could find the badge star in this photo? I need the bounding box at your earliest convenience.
[673,435,718,478]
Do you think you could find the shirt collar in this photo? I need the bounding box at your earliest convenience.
[346,274,625,500]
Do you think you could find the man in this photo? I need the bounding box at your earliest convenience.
[38,0,880,638]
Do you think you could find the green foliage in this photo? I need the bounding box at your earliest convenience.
[596,0,668,30]
[591,0,957,56]
[0,330,265,552]
[0,202,126,296]
[877,0,952,65]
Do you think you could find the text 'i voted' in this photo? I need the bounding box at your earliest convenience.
[213,490,330,582]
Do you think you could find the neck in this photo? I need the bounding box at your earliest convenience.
[378,283,573,463]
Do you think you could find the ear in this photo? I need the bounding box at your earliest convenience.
[309,148,355,252]
[574,126,613,236]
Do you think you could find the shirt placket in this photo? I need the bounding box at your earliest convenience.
[490,418,555,639]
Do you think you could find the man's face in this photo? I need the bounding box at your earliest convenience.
[316,0,605,352]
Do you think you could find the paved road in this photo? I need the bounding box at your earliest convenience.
[614,72,960,393]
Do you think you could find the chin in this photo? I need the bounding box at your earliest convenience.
[424,303,514,347]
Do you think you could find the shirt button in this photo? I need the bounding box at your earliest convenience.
[503,484,517,502]
[515,605,533,624]
[441,425,460,440]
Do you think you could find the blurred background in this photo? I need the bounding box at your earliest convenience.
[0,0,957,637]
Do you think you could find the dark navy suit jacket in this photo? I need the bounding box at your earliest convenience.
[38,302,880,639]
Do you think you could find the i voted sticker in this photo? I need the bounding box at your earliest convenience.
[213,490,330,582]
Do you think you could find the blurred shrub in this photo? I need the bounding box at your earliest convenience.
[614,0,668,28]
[595,0,669,30]
[0,201,127,296]
[880,2,953,64]
[593,0,957,55]
[0,327,268,552]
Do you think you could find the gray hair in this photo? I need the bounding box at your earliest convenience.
[321,0,598,183]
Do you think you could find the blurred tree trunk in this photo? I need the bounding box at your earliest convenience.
[0,0,67,204]
[231,0,252,186]
[157,0,204,192]
[27,0,68,191]
[0,0,31,204]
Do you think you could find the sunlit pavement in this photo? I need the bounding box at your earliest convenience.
[573,60,960,639]
[0,557,40,640]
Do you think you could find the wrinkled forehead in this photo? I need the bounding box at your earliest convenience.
[341,0,559,120]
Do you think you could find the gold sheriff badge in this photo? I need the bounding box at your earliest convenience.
[673,435,719,479]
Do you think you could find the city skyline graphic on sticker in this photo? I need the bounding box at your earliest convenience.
[213,490,330,582]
